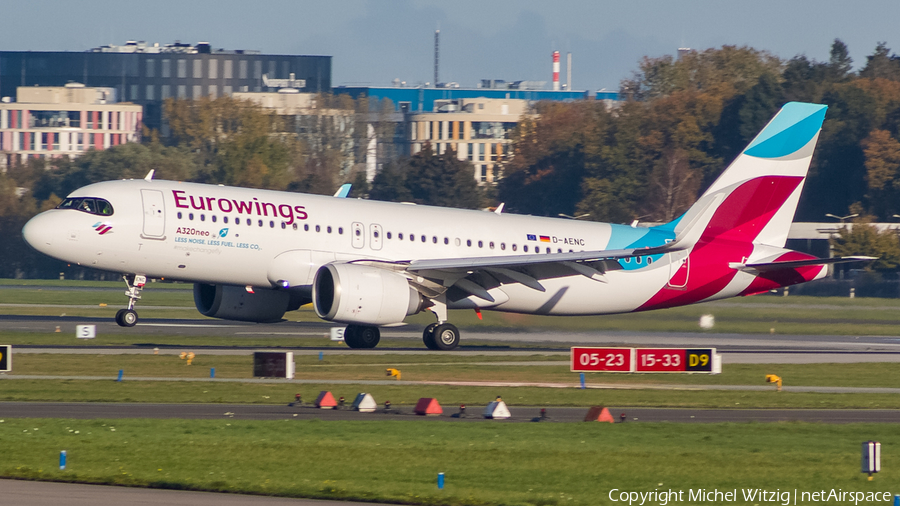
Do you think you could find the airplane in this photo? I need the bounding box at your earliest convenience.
[22,102,871,350]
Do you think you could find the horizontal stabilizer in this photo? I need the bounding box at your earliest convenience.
[732,256,876,273]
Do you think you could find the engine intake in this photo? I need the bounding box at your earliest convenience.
[313,263,423,325]
[193,283,292,323]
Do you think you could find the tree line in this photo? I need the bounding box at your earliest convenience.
[5,39,900,277]
[497,41,900,272]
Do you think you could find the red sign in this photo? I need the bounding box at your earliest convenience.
[570,347,633,372]
[635,348,688,372]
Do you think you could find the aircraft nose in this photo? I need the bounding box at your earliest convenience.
[22,212,55,253]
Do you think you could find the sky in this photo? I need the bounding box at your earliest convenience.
[4,0,900,91]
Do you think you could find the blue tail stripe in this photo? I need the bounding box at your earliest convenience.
[744,102,827,159]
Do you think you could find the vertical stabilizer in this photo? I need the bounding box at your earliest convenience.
[697,102,827,247]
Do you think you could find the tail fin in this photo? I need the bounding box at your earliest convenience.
[667,102,827,249]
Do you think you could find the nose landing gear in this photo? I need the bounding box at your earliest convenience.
[115,274,146,327]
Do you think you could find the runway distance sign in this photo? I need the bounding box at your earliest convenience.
[635,348,715,373]
[0,345,10,372]
[570,347,634,372]
[252,351,294,379]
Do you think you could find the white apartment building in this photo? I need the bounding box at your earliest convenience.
[0,83,143,168]
[408,98,532,183]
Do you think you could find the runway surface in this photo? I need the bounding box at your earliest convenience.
[2,402,899,423]
[0,479,370,506]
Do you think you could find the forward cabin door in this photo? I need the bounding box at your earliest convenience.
[141,189,166,239]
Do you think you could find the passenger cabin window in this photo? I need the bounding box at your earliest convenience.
[57,198,114,216]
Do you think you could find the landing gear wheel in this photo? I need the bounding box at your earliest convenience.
[344,325,379,349]
[423,323,438,350]
[343,325,361,348]
[118,309,138,327]
[357,326,380,349]
[432,323,460,351]
[118,274,145,328]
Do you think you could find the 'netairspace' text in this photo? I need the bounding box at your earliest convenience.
[608,488,893,505]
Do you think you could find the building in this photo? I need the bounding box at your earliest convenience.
[0,83,142,168]
[232,89,407,183]
[334,85,609,183]
[231,82,617,185]
[0,41,332,132]
[408,97,532,183]
[335,85,590,115]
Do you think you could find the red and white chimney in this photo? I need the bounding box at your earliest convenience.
[552,51,560,91]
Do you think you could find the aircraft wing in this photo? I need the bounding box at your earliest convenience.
[406,244,678,272]
[363,242,688,299]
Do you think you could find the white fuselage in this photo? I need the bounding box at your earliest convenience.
[26,178,802,319]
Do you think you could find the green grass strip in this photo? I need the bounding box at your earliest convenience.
[1,418,897,505]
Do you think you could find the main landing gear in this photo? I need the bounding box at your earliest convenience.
[343,324,380,349]
[343,299,462,351]
[423,323,460,351]
[115,274,146,328]
[421,298,460,351]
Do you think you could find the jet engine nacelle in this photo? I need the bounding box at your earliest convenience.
[193,283,296,323]
[312,263,424,325]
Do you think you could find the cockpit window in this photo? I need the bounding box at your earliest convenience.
[57,198,114,216]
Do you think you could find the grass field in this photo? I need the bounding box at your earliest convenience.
[4,355,900,408]
[3,281,900,503]
[1,418,897,505]
[9,354,900,389]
